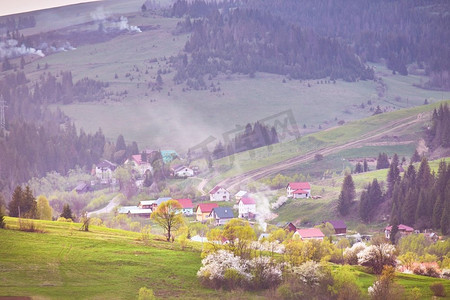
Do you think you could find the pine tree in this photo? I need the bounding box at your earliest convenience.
[355,162,363,173]
[8,186,23,217]
[390,217,399,244]
[387,154,400,197]
[363,158,369,172]
[359,190,370,222]
[376,152,390,169]
[401,188,418,226]
[441,204,449,235]
[432,195,443,229]
[338,174,355,216]
[22,186,37,219]
[416,157,432,191]
[410,150,421,163]
[61,204,73,220]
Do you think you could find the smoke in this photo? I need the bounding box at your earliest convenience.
[0,39,44,59]
[39,42,76,54]
[113,16,142,33]
[255,193,272,232]
[91,7,141,33]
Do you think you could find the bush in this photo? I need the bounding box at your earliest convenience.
[19,219,45,233]
[249,256,282,289]
[344,242,367,265]
[358,243,396,274]
[138,287,156,300]
[57,217,73,222]
[412,262,441,278]
[429,282,446,297]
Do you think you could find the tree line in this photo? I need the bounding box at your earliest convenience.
[212,122,279,160]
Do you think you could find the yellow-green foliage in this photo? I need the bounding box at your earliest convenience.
[36,195,52,220]
[138,287,156,300]
[330,265,362,300]
[57,217,73,222]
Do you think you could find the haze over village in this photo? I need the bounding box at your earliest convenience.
[0,0,449,299]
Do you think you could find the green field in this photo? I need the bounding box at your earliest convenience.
[1,217,449,299]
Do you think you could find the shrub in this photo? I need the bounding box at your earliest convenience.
[429,282,446,297]
[19,219,45,233]
[412,262,441,278]
[330,265,361,300]
[138,287,156,300]
[249,256,283,289]
[57,217,73,222]
[197,250,251,289]
[344,242,367,265]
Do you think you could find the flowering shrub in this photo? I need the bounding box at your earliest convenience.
[357,243,396,274]
[197,250,283,290]
[197,250,251,289]
[412,262,442,278]
[292,261,325,286]
[344,242,367,265]
[249,256,283,289]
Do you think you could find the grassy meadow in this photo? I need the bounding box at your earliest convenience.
[1,217,450,299]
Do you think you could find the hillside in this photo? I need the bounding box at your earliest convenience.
[1,217,449,299]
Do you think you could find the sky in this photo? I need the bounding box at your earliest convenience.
[0,0,101,17]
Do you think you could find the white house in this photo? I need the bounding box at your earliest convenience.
[127,154,153,176]
[209,186,230,201]
[238,197,256,218]
[235,190,248,201]
[175,198,194,216]
[286,182,311,198]
[94,160,117,184]
[172,165,194,177]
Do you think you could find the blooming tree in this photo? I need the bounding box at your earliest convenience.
[343,242,367,265]
[358,243,397,274]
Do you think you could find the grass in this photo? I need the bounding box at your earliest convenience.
[0,217,228,299]
[1,217,449,299]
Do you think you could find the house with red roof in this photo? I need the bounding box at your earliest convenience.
[238,197,256,219]
[384,224,414,239]
[293,228,325,240]
[286,182,311,199]
[126,154,152,176]
[175,198,194,216]
[196,203,219,222]
[209,186,230,201]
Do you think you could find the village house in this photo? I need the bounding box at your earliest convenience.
[294,228,325,240]
[286,182,311,198]
[325,220,347,234]
[156,197,173,206]
[238,197,257,219]
[127,154,153,176]
[209,207,234,226]
[384,224,414,239]
[93,160,117,184]
[175,198,194,216]
[139,200,157,211]
[74,182,90,194]
[196,203,219,222]
[209,186,230,201]
[172,165,194,177]
[118,205,152,217]
[284,222,297,232]
[234,190,248,201]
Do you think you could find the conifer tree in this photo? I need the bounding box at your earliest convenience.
[387,154,400,197]
[390,217,399,244]
[338,174,355,216]
[410,150,421,164]
[363,158,369,172]
[416,157,432,191]
[8,186,23,217]
[61,203,73,220]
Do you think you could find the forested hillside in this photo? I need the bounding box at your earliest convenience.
[171,0,450,89]
[0,71,137,195]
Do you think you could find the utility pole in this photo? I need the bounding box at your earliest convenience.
[0,95,7,131]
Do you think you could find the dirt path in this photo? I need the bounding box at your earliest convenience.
[87,194,121,217]
[193,176,208,196]
[213,114,423,190]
